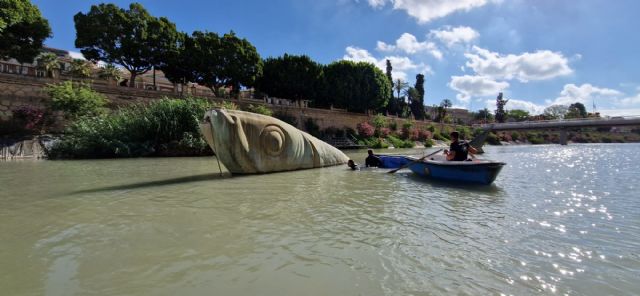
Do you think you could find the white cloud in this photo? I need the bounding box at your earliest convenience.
[366,0,496,23]
[376,33,442,60]
[491,98,546,115]
[376,41,396,52]
[430,26,479,47]
[367,0,386,8]
[343,46,431,81]
[343,46,378,64]
[616,92,640,107]
[464,46,573,82]
[550,83,623,106]
[598,108,640,117]
[449,75,509,103]
[68,51,86,60]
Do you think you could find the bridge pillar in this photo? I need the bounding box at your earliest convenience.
[559,128,568,145]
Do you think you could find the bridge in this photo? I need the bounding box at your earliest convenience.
[474,116,640,145]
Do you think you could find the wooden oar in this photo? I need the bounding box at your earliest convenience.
[387,148,443,174]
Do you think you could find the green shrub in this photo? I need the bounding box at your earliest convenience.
[424,138,434,147]
[510,131,521,141]
[211,100,238,110]
[46,81,107,119]
[372,114,387,129]
[244,104,272,116]
[388,121,398,131]
[365,137,389,149]
[426,124,436,133]
[48,98,213,159]
[387,135,415,148]
[486,132,501,145]
[456,126,472,140]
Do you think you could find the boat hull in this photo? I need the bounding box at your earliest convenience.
[378,155,412,168]
[407,158,505,185]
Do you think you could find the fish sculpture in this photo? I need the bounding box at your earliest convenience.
[199,108,349,174]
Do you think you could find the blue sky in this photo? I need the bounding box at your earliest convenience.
[32,0,640,116]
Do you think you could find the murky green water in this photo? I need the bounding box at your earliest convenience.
[1,144,639,295]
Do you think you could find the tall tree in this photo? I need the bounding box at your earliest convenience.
[543,105,569,120]
[74,3,180,87]
[566,102,587,118]
[179,30,261,93]
[255,53,323,103]
[394,79,409,100]
[0,0,51,64]
[494,92,509,123]
[385,59,393,89]
[473,108,494,122]
[159,32,193,86]
[411,74,426,120]
[436,99,452,122]
[324,60,391,113]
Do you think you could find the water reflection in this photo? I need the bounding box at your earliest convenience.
[1,144,639,295]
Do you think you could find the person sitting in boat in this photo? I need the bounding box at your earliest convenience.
[365,149,382,167]
[445,131,477,161]
[347,159,359,170]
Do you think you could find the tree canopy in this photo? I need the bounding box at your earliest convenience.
[166,30,261,93]
[255,54,323,102]
[506,109,530,122]
[495,92,509,123]
[566,102,587,118]
[411,74,426,120]
[544,104,569,119]
[0,0,51,63]
[74,3,180,86]
[324,60,391,113]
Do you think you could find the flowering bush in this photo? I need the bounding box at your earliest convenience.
[357,122,375,137]
[418,130,432,141]
[379,127,391,137]
[12,105,45,131]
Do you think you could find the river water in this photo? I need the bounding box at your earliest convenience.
[1,144,639,295]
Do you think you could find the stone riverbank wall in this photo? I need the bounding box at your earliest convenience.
[0,73,449,133]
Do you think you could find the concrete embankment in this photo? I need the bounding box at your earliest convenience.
[0,136,57,159]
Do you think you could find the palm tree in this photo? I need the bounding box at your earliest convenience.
[35,52,60,78]
[67,59,93,79]
[98,63,122,85]
[394,79,409,100]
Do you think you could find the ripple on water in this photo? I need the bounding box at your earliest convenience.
[1,144,640,295]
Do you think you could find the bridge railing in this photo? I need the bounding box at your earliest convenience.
[472,115,640,129]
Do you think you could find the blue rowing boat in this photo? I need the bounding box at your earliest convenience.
[377,154,413,168]
[404,156,505,185]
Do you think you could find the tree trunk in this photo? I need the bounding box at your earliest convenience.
[129,72,137,88]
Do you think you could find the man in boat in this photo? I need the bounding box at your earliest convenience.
[365,149,382,167]
[445,131,477,161]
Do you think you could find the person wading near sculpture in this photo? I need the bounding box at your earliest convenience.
[347,159,359,170]
[444,131,477,161]
[365,149,382,167]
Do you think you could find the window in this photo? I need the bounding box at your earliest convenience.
[36,70,45,77]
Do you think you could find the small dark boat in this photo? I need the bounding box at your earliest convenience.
[404,155,505,185]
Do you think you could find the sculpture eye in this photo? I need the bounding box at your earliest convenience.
[260,125,286,156]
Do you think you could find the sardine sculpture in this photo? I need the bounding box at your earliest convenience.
[199,108,349,174]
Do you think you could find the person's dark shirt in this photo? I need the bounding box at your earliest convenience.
[365,155,381,167]
[449,140,470,161]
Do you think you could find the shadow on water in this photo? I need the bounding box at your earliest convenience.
[69,173,232,195]
[404,173,504,194]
